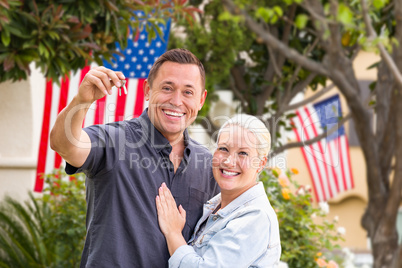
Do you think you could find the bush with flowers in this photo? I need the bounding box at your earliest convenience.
[260,168,344,268]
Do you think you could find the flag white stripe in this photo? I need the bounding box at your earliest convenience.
[143,100,149,110]
[307,107,338,199]
[68,71,80,104]
[340,136,353,190]
[45,83,60,174]
[293,112,325,201]
[124,79,139,120]
[85,102,97,128]
[326,140,340,195]
[104,89,118,124]
[329,139,345,192]
[323,140,339,198]
[299,107,331,200]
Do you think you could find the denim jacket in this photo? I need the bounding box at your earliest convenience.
[169,182,281,268]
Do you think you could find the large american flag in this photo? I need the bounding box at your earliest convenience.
[292,94,354,202]
[34,19,171,192]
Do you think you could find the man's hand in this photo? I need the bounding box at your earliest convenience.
[76,66,126,104]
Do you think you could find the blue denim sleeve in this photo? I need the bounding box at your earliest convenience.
[169,245,198,268]
[168,209,281,268]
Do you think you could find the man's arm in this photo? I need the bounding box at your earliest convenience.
[50,67,126,168]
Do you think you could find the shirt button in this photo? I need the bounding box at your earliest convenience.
[212,216,218,221]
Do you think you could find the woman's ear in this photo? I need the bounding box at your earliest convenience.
[258,156,268,173]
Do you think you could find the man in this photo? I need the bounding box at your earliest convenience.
[50,48,219,267]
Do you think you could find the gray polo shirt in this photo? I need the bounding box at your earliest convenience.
[66,109,219,268]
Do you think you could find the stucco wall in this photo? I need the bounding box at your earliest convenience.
[0,65,46,202]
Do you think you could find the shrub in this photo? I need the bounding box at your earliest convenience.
[260,168,343,268]
[0,170,86,267]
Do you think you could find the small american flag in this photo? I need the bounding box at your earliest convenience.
[291,94,354,202]
[34,18,171,192]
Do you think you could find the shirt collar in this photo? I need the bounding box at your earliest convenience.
[215,182,266,218]
[138,108,192,157]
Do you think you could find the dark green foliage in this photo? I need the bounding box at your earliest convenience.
[0,0,195,83]
[0,170,86,267]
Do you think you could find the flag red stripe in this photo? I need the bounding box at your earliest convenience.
[133,78,145,117]
[297,110,328,201]
[337,137,348,191]
[115,78,128,122]
[94,97,106,125]
[80,67,90,127]
[34,80,53,192]
[326,140,340,192]
[304,107,334,198]
[54,75,70,169]
[292,117,320,202]
[79,66,90,83]
[344,137,354,188]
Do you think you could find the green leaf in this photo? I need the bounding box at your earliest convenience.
[295,14,309,29]
[256,7,274,23]
[47,31,60,41]
[1,29,10,46]
[337,4,354,25]
[373,0,389,9]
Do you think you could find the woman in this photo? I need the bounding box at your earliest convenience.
[156,114,281,267]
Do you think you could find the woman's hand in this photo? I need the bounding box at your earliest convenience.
[156,183,186,236]
[156,183,187,256]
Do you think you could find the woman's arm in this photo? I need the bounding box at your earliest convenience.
[168,209,279,268]
[156,183,187,256]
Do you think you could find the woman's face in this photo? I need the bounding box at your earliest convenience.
[212,125,266,197]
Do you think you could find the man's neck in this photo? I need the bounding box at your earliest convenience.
[169,139,185,173]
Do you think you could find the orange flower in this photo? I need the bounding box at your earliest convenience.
[327,260,339,268]
[272,167,281,177]
[291,168,299,174]
[281,188,290,200]
[316,258,327,267]
[278,174,290,187]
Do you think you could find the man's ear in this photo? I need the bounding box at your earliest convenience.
[144,80,151,101]
[199,90,207,111]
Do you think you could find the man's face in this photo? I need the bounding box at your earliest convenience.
[144,61,207,142]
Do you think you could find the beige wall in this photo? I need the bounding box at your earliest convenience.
[0,64,46,202]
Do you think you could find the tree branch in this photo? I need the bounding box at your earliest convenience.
[276,4,297,67]
[229,78,248,112]
[361,0,402,87]
[229,65,249,112]
[283,83,335,113]
[380,0,402,238]
[284,38,320,97]
[222,0,329,77]
[198,114,219,137]
[271,113,352,156]
[267,44,282,77]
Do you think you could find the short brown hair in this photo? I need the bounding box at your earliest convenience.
[147,48,205,90]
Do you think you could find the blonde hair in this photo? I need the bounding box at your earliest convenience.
[217,114,271,159]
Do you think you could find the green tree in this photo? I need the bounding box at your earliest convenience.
[171,0,402,266]
[0,0,199,82]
